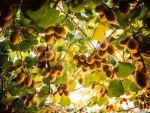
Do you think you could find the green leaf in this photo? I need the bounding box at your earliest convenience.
[129,82,141,93]
[69,2,84,13]
[119,30,127,41]
[3,92,13,105]
[97,94,108,107]
[85,71,100,82]
[100,71,107,81]
[122,79,131,90]
[64,19,75,31]
[22,87,35,94]
[5,65,16,72]
[75,12,88,21]
[2,61,13,70]
[14,59,22,68]
[12,99,24,109]
[69,80,76,92]
[137,5,149,20]
[60,96,71,107]
[116,61,134,78]
[40,86,49,95]
[32,74,43,88]
[56,73,68,85]
[108,79,124,97]
[83,79,92,88]
[50,93,61,104]
[38,109,45,113]
[28,104,38,112]
[26,5,60,28]
[107,55,117,66]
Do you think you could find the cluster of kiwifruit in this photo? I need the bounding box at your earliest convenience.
[57,83,70,97]
[119,98,128,104]
[143,101,150,109]
[17,72,36,89]
[100,87,107,98]
[106,104,114,112]
[79,106,87,113]
[1,104,14,113]
[95,5,117,23]
[22,94,35,108]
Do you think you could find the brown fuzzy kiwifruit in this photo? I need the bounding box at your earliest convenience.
[37,60,46,70]
[119,37,131,47]
[110,72,116,80]
[82,67,88,72]
[101,92,107,98]
[51,51,57,61]
[83,61,89,69]
[54,26,66,36]
[119,1,130,15]
[37,53,46,62]
[64,89,70,96]
[31,80,36,89]
[134,36,141,42]
[78,77,84,85]
[26,100,32,107]
[105,69,113,78]
[22,96,27,104]
[1,7,13,20]
[42,67,50,78]
[101,58,107,64]
[57,85,63,93]
[57,71,63,77]
[104,10,117,23]
[28,94,35,101]
[100,87,105,94]
[45,50,54,60]
[103,64,109,72]
[4,105,8,110]
[136,71,149,89]
[44,34,55,44]
[44,26,54,35]
[132,52,141,60]
[98,49,107,58]
[54,33,63,41]
[140,95,145,102]
[94,54,103,61]
[86,55,95,64]
[73,54,79,61]
[119,99,123,104]
[59,91,64,97]
[50,66,58,76]
[107,45,116,56]
[128,0,137,3]
[56,63,64,72]
[25,77,32,87]
[48,74,56,82]
[100,40,108,50]
[21,81,26,87]
[10,31,20,45]
[95,5,107,15]
[0,16,11,29]
[46,110,51,113]
[91,83,96,89]
[79,54,86,62]
[37,45,47,53]
[76,61,83,69]
[17,72,25,82]
[99,14,106,21]
[63,83,69,91]
[95,61,101,69]
[89,62,97,71]
[127,39,139,52]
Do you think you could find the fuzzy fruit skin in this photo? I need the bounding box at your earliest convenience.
[105,69,113,78]
[37,45,47,53]
[50,66,58,76]
[64,90,70,96]
[82,67,88,72]
[17,72,25,82]
[100,40,108,50]
[76,61,83,69]
[1,7,13,20]
[73,54,79,61]
[0,16,11,29]
[26,100,32,107]
[100,87,105,94]
[57,85,63,93]
[103,64,109,72]
[42,67,50,78]
[119,37,131,47]
[104,10,117,23]
[86,55,95,64]
[83,61,89,69]
[63,84,69,91]
[95,5,107,15]
[25,77,32,87]
[54,33,63,41]
[119,1,130,15]
[22,96,27,104]
[78,77,84,85]
[89,62,97,71]
[56,63,64,72]
[98,49,107,58]
[45,50,54,60]
[79,55,86,62]
[48,74,56,82]
[94,54,103,61]
[51,51,57,62]
[31,80,36,88]
[54,26,66,36]
[37,53,46,62]
[21,81,26,87]
[107,45,116,56]
[44,26,54,35]
[10,31,20,45]
[44,34,55,44]
[127,39,139,52]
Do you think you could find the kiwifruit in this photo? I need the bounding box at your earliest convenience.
[63,83,69,91]
[37,60,46,70]
[94,54,103,61]
[136,71,149,89]
[54,26,66,36]
[10,31,20,45]
[95,5,107,15]
[25,77,32,87]
[57,71,63,77]
[83,61,89,69]
[44,34,55,44]
[103,64,109,72]
[132,52,141,60]
[31,80,36,89]
[100,40,108,50]
[119,37,131,47]
[123,98,127,102]
[1,7,13,20]
[17,72,25,82]
[79,54,86,62]
[37,45,47,53]
[26,100,32,107]
[37,53,46,62]
[48,74,56,82]
[78,77,84,85]
[105,69,113,78]
[91,83,96,89]
[44,26,54,35]
[98,49,107,58]
[86,55,95,64]
[89,62,97,71]
[127,0,137,3]
[100,87,105,94]
[0,16,11,29]
[21,96,27,104]
[42,67,50,78]
[119,1,130,15]
[120,99,123,104]
[107,45,116,56]
[57,85,63,93]
[21,81,26,87]
[101,92,107,98]
[54,33,63,41]
[127,39,139,52]
[50,66,58,76]
[104,10,117,23]
[51,51,57,61]
[101,58,107,64]
[28,94,35,101]
[82,67,88,72]
[59,91,64,97]
[64,89,70,96]
[46,110,51,113]
[46,50,54,60]
[76,61,83,69]
[4,105,8,110]
[110,72,116,80]
[95,61,101,69]
[10,106,14,113]
[140,95,145,102]
[73,54,79,61]
[56,63,64,72]
[99,14,106,21]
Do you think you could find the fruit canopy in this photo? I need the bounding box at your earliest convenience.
[0,0,150,112]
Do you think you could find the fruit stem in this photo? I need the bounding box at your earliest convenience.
[138,51,146,70]
[46,104,68,113]
[107,30,116,42]
[73,70,82,81]
[111,0,120,11]
[115,106,139,112]
[132,0,143,11]
[133,24,147,37]
[53,0,61,9]
[50,40,56,50]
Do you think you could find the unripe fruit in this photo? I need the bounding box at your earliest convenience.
[57,71,63,77]
[79,55,86,62]
[37,53,46,62]
[100,40,108,50]
[91,83,96,89]
[25,77,32,87]
[51,51,57,61]
[22,96,27,104]
[86,55,95,64]
[89,62,97,71]
[0,17,11,29]
[50,66,58,76]
[54,33,63,41]
[100,87,105,94]
[94,54,103,61]
[21,81,26,87]
[54,26,66,36]
[10,31,20,45]
[107,45,115,56]
[57,85,63,93]
[1,7,13,20]
[64,90,70,96]
[76,61,83,69]
[48,74,56,82]
[98,49,107,58]
[119,1,130,15]
[83,61,89,69]
[44,26,54,35]
[26,100,32,107]
[103,64,109,72]
[95,61,101,69]
[95,5,107,15]
[56,63,64,72]
[104,11,117,23]
[127,39,139,52]
[42,67,50,78]
[82,67,88,72]
[119,37,131,47]
[31,80,36,88]
[17,72,25,82]
[105,69,113,78]
[78,77,84,85]
[37,45,47,53]
[73,54,79,61]
[46,50,54,60]
[44,34,55,44]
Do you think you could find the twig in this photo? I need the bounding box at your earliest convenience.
[46,105,68,113]
[133,24,146,36]
[138,51,146,69]
[73,70,82,81]
[111,0,120,10]
[99,0,110,10]
[107,30,116,42]
[47,44,51,94]
[0,74,7,79]
[53,0,60,9]
[0,76,4,93]
[144,33,150,43]
[50,40,57,50]
[132,0,143,11]
[115,106,138,112]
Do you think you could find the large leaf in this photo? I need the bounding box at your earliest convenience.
[3,92,13,105]
[129,82,141,93]
[60,96,71,107]
[85,71,100,82]
[56,73,68,85]
[97,94,108,107]
[69,80,76,92]
[12,98,24,109]
[122,79,131,90]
